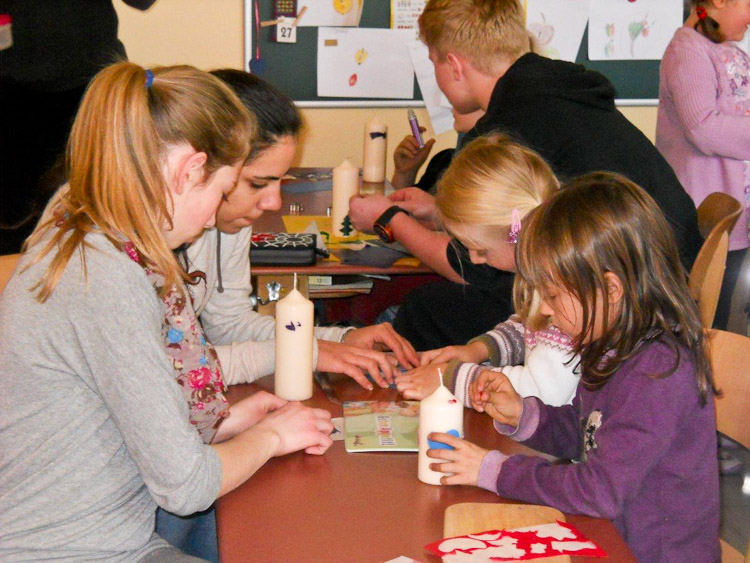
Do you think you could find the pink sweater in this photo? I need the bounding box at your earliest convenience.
[656,27,750,251]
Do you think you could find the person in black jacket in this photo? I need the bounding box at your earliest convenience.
[0,0,157,254]
[348,0,703,351]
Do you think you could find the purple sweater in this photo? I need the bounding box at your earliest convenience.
[479,338,720,563]
[656,27,750,251]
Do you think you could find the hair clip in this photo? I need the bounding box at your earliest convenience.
[145,69,154,88]
[696,6,707,20]
[508,208,521,244]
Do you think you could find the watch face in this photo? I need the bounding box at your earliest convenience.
[373,223,390,243]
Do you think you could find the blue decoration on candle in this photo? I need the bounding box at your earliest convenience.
[428,429,460,450]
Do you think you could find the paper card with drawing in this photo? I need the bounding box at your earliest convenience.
[317,27,416,98]
[295,0,363,27]
[525,0,590,63]
[588,0,682,60]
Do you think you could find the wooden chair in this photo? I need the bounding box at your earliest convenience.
[709,329,750,563]
[689,193,742,328]
[0,253,21,295]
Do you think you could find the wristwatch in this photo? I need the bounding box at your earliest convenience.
[373,206,408,243]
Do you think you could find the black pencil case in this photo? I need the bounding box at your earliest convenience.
[250,233,317,266]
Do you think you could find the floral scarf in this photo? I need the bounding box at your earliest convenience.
[123,242,229,444]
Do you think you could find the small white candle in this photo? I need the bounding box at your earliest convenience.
[331,158,360,237]
[274,274,314,401]
[362,116,387,183]
[418,370,464,485]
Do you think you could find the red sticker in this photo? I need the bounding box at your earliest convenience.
[349,73,357,86]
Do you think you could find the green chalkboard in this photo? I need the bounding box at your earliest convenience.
[245,2,661,105]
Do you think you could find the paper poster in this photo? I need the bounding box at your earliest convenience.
[391,0,427,39]
[408,41,454,135]
[296,0,364,27]
[525,0,589,62]
[317,27,416,98]
[588,0,682,60]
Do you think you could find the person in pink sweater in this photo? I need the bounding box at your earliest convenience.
[656,0,750,330]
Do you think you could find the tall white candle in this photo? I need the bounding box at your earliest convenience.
[418,370,464,485]
[362,117,387,183]
[331,158,360,237]
[274,274,314,401]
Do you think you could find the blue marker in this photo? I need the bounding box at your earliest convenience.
[407,109,425,148]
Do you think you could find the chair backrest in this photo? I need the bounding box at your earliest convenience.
[689,194,742,328]
[709,329,750,449]
[0,253,22,296]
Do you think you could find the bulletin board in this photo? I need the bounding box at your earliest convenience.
[243,1,661,107]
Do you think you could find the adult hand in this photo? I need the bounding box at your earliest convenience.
[348,194,393,233]
[392,131,436,189]
[317,339,396,390]
[427,432,489,486]
[213,390,287,443]
[343,323,419,370]
[388,188,438,228]
[254,401,333,456]
[395,361,448,400]
[470,369,523,427]
[419,341,489,366]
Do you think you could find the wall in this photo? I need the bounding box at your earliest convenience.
[115,0,658,177]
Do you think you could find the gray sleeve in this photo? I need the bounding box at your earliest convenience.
[71,250,222,515]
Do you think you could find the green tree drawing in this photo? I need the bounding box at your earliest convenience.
[340,215,354,237]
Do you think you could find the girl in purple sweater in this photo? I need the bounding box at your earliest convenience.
[656,0,750,330]
[427,173,720,562]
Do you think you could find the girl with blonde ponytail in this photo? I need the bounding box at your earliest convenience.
[0,62,333,561]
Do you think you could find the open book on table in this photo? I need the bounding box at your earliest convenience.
[343,400,420,453]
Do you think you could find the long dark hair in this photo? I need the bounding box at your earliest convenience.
[210,69,303,162]
[515,172,714,404]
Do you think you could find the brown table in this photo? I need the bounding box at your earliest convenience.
[251,169,435,321]
[216,376,636,563]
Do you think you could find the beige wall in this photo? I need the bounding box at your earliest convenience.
[115,0,657,177]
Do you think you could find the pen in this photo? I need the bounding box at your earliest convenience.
[407,109,425,148]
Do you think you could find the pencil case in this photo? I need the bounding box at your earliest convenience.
[250,233,317,266]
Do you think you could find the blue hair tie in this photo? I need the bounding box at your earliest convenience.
[145,69,154,88]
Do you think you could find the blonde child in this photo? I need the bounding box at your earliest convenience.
[656,0,750,330]
[427,173,719,563]
[396,134,580,408]
[0,62,332,561]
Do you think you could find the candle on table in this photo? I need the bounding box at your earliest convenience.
[331,158,360,237]
[274,273,314,401]
[362,116,387,183]
[418,369,464,485]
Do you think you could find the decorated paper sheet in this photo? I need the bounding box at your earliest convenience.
[343,400,420,452]
[296,0,364,27]
[391,0,427,39]
[408,41,454,135]
[525,0,589,62]
[426,521,607,561]
[588,0,682,60]
[317,27,416,98]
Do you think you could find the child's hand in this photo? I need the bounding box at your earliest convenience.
[420,341,489,366]
[470,370,523,427]
[391,131,436,189]
[427,432,489,486]
[395,362,448,399]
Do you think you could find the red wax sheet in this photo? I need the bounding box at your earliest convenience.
[425,521,607,561]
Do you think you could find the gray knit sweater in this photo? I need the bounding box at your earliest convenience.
[0,234,222,561]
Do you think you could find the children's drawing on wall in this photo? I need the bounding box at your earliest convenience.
[588,0,681,60]
[296,0,364,27]
[317,27,415,98]
[525,0,589,63]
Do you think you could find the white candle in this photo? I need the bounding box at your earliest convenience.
[418,370,464,485]
[331,158,360,237]
[274,274,314,401]
[362,117,387,183]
